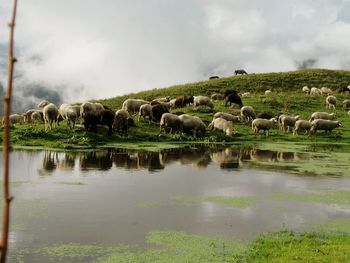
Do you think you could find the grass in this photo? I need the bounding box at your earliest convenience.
[0,69,349,149]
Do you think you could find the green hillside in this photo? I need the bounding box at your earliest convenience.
[99,68,350,109]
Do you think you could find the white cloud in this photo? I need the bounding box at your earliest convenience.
[0,0,349,104]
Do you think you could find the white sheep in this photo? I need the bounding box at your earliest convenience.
[310,87,321,95]
[178,114,206,138]
[320,87,332,95]
[293,120,312,136]
[58,104,80,129]
[38,100,50,108]
[169,98,177,108]
[279,115,300,133]
[160,113,183,134]
[31,111,44,123]
[213,112,240,123]
[240,106,256,122]
[208,117,234,136]
[343,100,350,111]
[241,92,251,98]
[310,119,341,135]
[80,102,104,118]
[24,109,43,123]
[302,86,310,94]
[2,114,24,127]
[193,96,214,109]
[326,95,337,109]
[310,112,336,121]
[265,90,272,96]
[43,103,59,130]
[138,104,152,123]
[251,118,277,135]
[122,99,150,115]
[348,111,350,116]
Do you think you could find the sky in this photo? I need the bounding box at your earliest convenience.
[1,0,350,104]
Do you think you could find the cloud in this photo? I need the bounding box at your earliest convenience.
[0,0,350,104]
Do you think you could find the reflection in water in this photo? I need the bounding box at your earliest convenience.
[38,146,311,174]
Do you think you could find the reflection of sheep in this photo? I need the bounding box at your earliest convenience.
[326,95,337,109]
[293,120,312,136]
[179,114,206,138]
[310,112,336,121]
[43,103,59,130]
[208,117,233,136]
[160,113,183,134]
[310,119,341,134]
[193,96,214,109]
[241,106,256,122]
[213,112,240,123]
[251,118,277,135]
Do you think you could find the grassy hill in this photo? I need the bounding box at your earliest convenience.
[98,68,350,109]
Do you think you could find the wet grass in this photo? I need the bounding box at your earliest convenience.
[9,230,350,263]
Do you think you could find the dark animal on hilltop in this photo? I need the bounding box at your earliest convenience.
[337,86,350,93]
[175,95,194,108]
[150,104,170,122]
[83,109,115,136]
[225,93,243,108]
[209,76,219,80]
[234,69,247,75]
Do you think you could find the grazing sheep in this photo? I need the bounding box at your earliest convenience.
[279,115,301,133]
[160,113,183,134]
[265,90,272,96]
[83,109,115,135]
[178,114,206,138]
[38,100,50,108]
[121,99,149,115]
[302,86,310,94]
[293,120,312,136]
[193,96,214,109]
[31,111,44,123]
[209,76,219,79]
[326,95,337,109]
[211,93,224,100]
[58,104,80,129]
[138,104,152,123]
[152,96,171,103]
[337,86,350,93]
[223,90,238,98]
[348,111,350,116]
[320,87,332,95]
[213,112,240,123]
[310,119,341,135]
[225,93,243,108]
[251,118,277,135]
[240,106,256,122]
[2,114,24,127]
[234,69,247,75]
[169,98,177,108]
[208,117,234,136]
[175,95,194,108]
[150,103,170,122]
[114,110,132,135]
[310,87,321,95]
[343,99,350,111]
[310,112,336,121]
[80,102,105,118]
[43,103,59,130]
[24,109,43,123]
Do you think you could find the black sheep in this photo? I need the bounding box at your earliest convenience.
[83,109,115,136]
[150,104,169,122]
[225,93,243,108]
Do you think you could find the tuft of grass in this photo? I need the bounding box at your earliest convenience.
[172,195,257,208]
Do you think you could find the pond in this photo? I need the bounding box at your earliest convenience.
[1,143,350,262]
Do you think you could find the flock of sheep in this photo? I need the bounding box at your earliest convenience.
[3,84,350,139]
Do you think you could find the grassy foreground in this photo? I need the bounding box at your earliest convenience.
[3,69,350,149]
